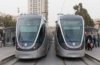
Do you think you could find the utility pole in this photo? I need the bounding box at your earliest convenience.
[18,7,20,16]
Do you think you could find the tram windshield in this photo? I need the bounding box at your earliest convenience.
[17,18,41,43]
[61,19,83,42]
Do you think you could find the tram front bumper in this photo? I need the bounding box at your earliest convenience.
[56,49,85,58]
[15,50,46,59]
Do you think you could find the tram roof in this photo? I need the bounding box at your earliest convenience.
[60,15,82,20]
[18,14,42,19]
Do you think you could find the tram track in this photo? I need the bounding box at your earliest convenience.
[62,58,88,65]
[2,40,100,65]
[2,57,18,65]
[3,56,99,65]
[80,58,89,65]
[34,59,39,65]
[13,59,40,65]
[2,57,41,65]
[62,56,100,65]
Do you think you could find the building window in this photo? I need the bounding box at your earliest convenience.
[38,12,40,14]
[30,0,32,3]
[38,8,40,11]
[33,0,37,2]
[30,8,32,11]
[30,4,32,7]
[38,3,40,6]
[30,12,32,14]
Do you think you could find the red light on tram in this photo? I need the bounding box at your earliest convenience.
[80,47,82,50]
[42,47,45,51]
[66,47,68,50]
[56,46,59,50]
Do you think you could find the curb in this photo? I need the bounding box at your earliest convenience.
[0,51,15,65]
[0,55,15,65]
[85,53,100,62]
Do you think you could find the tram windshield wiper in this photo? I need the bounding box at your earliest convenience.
[66,34,72,42]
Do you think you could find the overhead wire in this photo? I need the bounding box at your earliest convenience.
[60,0,66,13]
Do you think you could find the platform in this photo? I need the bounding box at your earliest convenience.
[85,47,100,61]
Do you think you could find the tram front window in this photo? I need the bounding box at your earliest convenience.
[17,18,40,46]
[61,19,83,42]
[19,25,38,43]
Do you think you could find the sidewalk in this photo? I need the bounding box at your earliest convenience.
[0,41,2,48]
[85,47,100,61]
[0,47,15,62]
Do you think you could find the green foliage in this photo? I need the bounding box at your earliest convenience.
[73,3,94,27]
[0,15,16,27]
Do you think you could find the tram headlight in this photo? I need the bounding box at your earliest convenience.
[33,43,43,50]
[33,46,36,49]
[33,44,37,50]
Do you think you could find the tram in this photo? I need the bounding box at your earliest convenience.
[15,14,51,59]
[55,15,85,58]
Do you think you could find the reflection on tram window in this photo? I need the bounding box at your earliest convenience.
[61,20,80,25]
[18,18,41,25]
[18,25,38,43]
[17,18,40,43]
[64,26,80,29]
[20,25,38,32]
[61,19,83,42]
[19,32,36,42]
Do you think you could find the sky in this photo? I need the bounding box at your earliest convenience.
[0,0,100,26]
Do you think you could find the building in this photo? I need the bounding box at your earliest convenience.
[28,0,48,21]
[94,19,100,29]
[11,15,18,20]
[0,12,6,17]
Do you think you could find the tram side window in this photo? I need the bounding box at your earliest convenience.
[37,24,45,43]
[57,25,64,43]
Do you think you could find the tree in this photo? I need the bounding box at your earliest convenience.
[73,3,94,27]
[0,15,16,27]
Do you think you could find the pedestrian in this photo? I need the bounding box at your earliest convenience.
[85,32,88,50]
[86,33,93,51]
[1,35,5,47]
[92,35,96,48]
[0,34,2,47]
[12,36,16,46]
